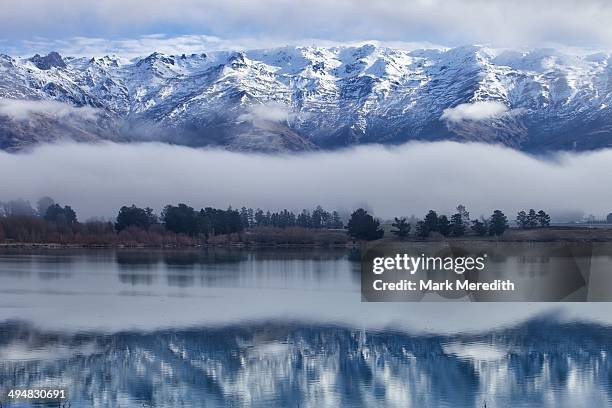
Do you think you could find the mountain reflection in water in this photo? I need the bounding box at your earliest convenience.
[1,248,612,407]
[1,318,611,407]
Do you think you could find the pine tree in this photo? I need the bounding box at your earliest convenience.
[297,209,311,228]
[161,203,198,236]
[270,212,280,227]
[527,209,538,229]
[247,208,255,227]
[330,211,343,229]
[36,196,55,217]
[536,210,551,227]
[423,210,439,233]
[456,204,470,226]
[450,213,465,237]
[437,215,451,236]
[226,207,243,233]
[489,210,509,236]
[254,209,265,226]
[63,206,77,224]
[115,205,157,231]
[311,205,324,228]
[45,203,78,225]
[416,220,430,238]
[516,210,528,229]
[347,209,384,241]
[471,219,487,236]
[391,217,411,238]
[239,207,250,228]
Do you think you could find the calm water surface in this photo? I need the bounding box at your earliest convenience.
[0,248,611,407]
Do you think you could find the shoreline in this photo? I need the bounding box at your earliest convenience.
[0,242,357,249]
[3,235,612,250]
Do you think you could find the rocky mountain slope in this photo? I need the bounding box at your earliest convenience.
[2,45,612,152]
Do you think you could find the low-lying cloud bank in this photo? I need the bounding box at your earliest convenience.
[0,99,100,121]
[441,101,509,123]
[0,141,610,220]
[237,103,292,125]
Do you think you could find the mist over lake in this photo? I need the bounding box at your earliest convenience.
[0,141,610,220]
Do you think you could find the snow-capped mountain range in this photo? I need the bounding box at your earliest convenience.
[2,44,612,152]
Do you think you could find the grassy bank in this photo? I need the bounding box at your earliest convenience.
[3,226,612,249]
[0,225,351,248]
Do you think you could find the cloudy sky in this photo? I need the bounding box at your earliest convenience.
[2,0,612,56]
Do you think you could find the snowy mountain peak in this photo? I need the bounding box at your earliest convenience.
[28,51,66,70]
[1,44,612,152]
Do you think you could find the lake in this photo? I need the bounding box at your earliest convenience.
[0,248,611,407]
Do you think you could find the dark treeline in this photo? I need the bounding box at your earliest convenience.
[238,206,343,230]
[115,204,344,237]
[415,208,509,238]
[0,198,195,246]
[337,205,511,241]
[379,205,512,239]
[386,206,550,240]
[516,209,551,229]
[0,198,348,246]
[0,197,557,246]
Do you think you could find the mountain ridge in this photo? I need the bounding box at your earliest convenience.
[2,44,612,152]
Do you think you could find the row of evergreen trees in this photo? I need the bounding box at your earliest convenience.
[237,206,343,229]
[516,209,550,228]
[346,206,554,241]
[115,204,245,237]
[115,204,344,237]
[1,197,556,243]
[345,205,513,241]
[388,207,509,239]
[0,197,77,225]
[1,198,344,238]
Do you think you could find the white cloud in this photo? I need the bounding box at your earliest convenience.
[18,35,273,59]
[0,141,610,220]
[441,101,509,123]
[13,34,441,58]
[2,0,612,49]
[0,99,99,121]
[238,104,291,124]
